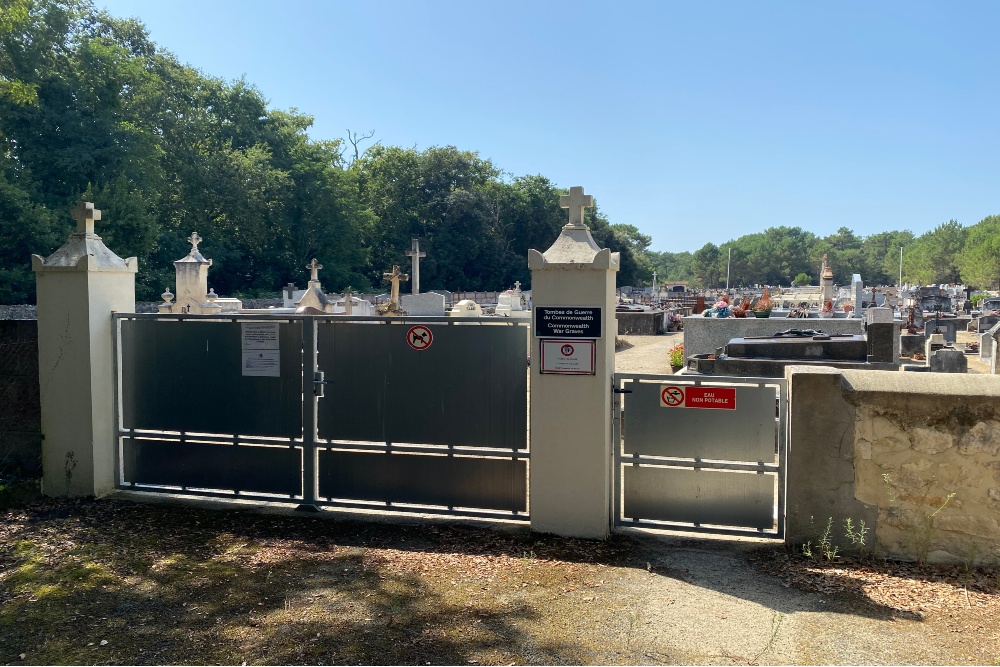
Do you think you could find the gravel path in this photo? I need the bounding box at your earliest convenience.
[614,333,684,375]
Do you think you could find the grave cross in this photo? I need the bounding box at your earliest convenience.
[187,231,202,254]
[404,238,426,294]
[71,201,101,236]
[559,186,593,229]
[383,265,409,307]
[514,280,521,291]
[307,258,322,283]
[283,282,297,300]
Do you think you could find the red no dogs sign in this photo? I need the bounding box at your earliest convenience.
[660,385,736,409]
[406,325,433,350]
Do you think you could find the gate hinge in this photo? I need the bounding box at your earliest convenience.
[313,371,328,397]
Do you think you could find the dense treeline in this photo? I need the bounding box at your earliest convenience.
[2,1,998,305]
[646,217,1000,291]
[0,0,646,303]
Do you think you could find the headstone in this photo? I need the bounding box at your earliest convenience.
[980,330,993,361]
[851,274,863,317]
[929,348,967,373]
[865,307,893,324]
[162,231,225,314]
[400,292,446,316]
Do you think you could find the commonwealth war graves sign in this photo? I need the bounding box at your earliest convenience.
[534,307,601,339]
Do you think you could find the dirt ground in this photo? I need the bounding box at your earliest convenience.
[1,497,998,666]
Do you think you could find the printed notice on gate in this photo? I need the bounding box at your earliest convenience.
[241,322,280,349]
[242,350,280,377]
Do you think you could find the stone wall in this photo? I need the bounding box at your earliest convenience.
[616,311,665,335]
[786,367,1000,564]
[0,319,41,475]
[683,316,869,357]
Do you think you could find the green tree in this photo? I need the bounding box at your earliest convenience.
[957,215,1000,290]
[692,243,722,288]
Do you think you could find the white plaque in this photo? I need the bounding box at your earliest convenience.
[539,339,596,375]
[242,350,280,377]
[241,322,280,350]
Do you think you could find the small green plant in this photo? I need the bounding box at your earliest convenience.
[801,540,813,559]
[816,517,839,561]
[843,517,869,554]
[882,473,897,502]
[915,492,956,563]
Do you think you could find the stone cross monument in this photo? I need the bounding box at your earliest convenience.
[528,185,619,539]
[383,264,409,309]
[32,200,137,497]
[307,258,322,285]
[404,238,426,294]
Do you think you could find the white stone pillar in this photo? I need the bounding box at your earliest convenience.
[528,187,619,539]
[32,202,136,497]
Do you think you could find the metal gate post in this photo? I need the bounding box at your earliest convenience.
[297,316,320,511]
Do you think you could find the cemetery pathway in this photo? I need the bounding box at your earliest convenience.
[614,331,684,375]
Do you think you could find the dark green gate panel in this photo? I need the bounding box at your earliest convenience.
[318,450,527,512]
[624,466,775,529]
[123,438,301,496]
[121,320,302,437]
[316,323,527,448]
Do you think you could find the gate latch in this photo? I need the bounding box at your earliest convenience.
[313,371,328,397]
[613,388,633,394]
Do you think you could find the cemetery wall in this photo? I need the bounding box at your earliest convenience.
[787,366,1000,564]
[0,319,42,475]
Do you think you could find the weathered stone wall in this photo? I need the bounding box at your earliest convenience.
[787,367,1000,564]
[616,311,665,335]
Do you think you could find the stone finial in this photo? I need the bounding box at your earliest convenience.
[71,201,101,236]
[187,231,202,253]
[307,258,323,283]
[559,186,594,229]
[161,288,174,304]
[206,288,218,302]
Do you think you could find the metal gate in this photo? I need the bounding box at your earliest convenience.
[114,313,529,521]
[612,374,786,538]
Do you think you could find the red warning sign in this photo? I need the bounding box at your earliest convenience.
[661,385,737,409]
[406,325,433,350]
[683,386,736,409]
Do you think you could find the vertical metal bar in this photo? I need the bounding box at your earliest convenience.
[776,378,788,540]
[111,314,123,488]
[611,375,622,527]
[297,317,319,511]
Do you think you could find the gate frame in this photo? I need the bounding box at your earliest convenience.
[612,373,787,539]
[111,312,530,522]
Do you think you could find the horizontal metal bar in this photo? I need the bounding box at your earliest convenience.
[316,498,530,522]
[120,430,300,447]
[113,312,528,326]
[112,485,530,522]
[615,454,779,473]
[319,441,530,459]
[615,372,786,388]
[615,518,781,539]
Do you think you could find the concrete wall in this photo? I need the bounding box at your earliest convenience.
[0,319,41,475]
[786,367,1000,564]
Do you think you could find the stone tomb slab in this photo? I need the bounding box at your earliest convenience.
[725,334,868,361]
[400,292,446,316]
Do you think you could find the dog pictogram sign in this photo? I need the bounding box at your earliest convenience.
[406,325,433,350]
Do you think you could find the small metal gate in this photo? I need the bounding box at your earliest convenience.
[114,313,529,521]
[612,374,786,538]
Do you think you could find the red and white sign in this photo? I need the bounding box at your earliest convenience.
[406,325,434,350]
[540,339,596,375]
[661,385,737,409]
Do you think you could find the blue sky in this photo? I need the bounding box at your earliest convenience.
[96,0,1000,253]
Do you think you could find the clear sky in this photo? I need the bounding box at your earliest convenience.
[95,0,1000,253]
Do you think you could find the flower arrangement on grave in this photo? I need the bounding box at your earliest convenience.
[842,303,854,314]
[702,295,732,318]
[752,288,774,317]
[667,311,683,331]
[669,343,685,369]
[821,299,834,313]
[732,298,752,318]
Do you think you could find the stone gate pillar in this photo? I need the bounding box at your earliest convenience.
[32,202,137,496]
[528,187,619,538]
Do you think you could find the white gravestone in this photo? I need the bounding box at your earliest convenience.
[400,292,446,316]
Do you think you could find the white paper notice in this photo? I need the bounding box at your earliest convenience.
[242,350,281,377]
[241,323,280,350]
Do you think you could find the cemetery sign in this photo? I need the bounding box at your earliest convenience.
[534,307,601,338]
[539,339,596,375]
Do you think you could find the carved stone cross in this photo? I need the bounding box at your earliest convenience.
[283,282,297,300]
[188,231,202,253]
[307,258,323,283]
[71,201,101,236]
[559,186,593,229]
[514,280,521,291]
[382,265,409,306]
[404,238,426,294]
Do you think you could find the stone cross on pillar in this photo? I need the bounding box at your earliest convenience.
[559,186,594,229]
[307,258,322,285]
[187,231,202,254]
[404,238,426,294]
[514,280,521,291]
[343,287,354,315]
[71,201,101,237]
[383,265,409,307]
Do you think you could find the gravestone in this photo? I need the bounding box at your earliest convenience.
[400,292,446,316]
[929,348,967,373]
[851,274,863,317]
